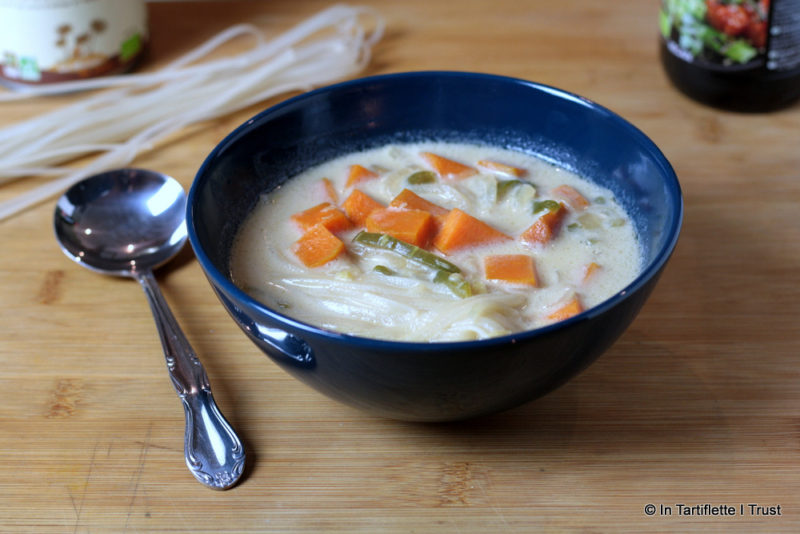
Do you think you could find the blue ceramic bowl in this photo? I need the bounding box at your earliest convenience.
[187,71,682,422]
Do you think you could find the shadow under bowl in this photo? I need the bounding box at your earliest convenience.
[187,71,683,422]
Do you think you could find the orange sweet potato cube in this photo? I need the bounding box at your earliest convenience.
[552,184,589,211]
[389,188,449,230]
[484,254,539,287]
[320,177,338,204]
[520,202,568,245]
[583,262,601,282]
[345,164,379,188]
[342,189,384,227]
[547,295,584,321]
[433,208,511,254]
[292,224,345,267]
[477,159,527,177]
[389,188,449,217]
[365,208,437,248]
[290,202,352,234]
[420,152,477,180]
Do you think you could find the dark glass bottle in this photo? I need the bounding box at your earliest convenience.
[659,0,800,112]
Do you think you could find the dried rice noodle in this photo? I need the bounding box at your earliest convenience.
[0,4,384,220]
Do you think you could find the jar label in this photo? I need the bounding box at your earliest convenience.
[0,0,148,86]
[660,0,800,72]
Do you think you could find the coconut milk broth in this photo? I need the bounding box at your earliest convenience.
[231,141,642,341]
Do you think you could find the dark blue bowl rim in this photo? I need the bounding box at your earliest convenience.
[187,70,683,352]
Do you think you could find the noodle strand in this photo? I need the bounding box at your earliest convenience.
[0,4,384,221]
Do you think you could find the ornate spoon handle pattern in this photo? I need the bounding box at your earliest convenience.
[137,269,245,489]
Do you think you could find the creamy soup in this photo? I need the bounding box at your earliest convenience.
[230,142,642,342]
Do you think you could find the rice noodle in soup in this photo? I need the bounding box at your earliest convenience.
[230,141,642,342]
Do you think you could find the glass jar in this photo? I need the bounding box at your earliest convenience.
[0,0,148,90]
[659,0,800,112]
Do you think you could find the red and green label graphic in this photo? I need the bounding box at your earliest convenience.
[660,0,770,67]
[661,0,800,71]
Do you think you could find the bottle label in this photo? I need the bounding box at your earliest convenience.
[660,0,800,72]
[0,0,148,87]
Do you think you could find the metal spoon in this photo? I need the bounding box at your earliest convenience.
[53,168,245,490]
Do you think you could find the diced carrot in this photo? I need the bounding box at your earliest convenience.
[547,295,584,321]
[477,159,527,177]
[552,184,589,211]
[345,164,379,188]
[290,202,352,234]
[420,152,477,180]
[389,188,450,230]
[321,177,338,204]
[433,208,511,254]
[291,224,345,267]
[365,208,437,248]
[484,254,539,287]
[342,189,385,227]
[583,262,601,282]
[389,188,449,217]
[520,202,568,245]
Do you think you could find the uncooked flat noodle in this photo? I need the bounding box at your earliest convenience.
[0,4,384,220]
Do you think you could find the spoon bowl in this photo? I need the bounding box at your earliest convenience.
[54,168,187,275]
[54,168,245,490]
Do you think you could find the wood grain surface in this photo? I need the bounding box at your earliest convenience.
[1,1,799,532]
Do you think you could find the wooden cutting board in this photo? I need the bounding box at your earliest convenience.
[1,1,799,532]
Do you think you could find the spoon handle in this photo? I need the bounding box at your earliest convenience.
[135,269,245,490]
